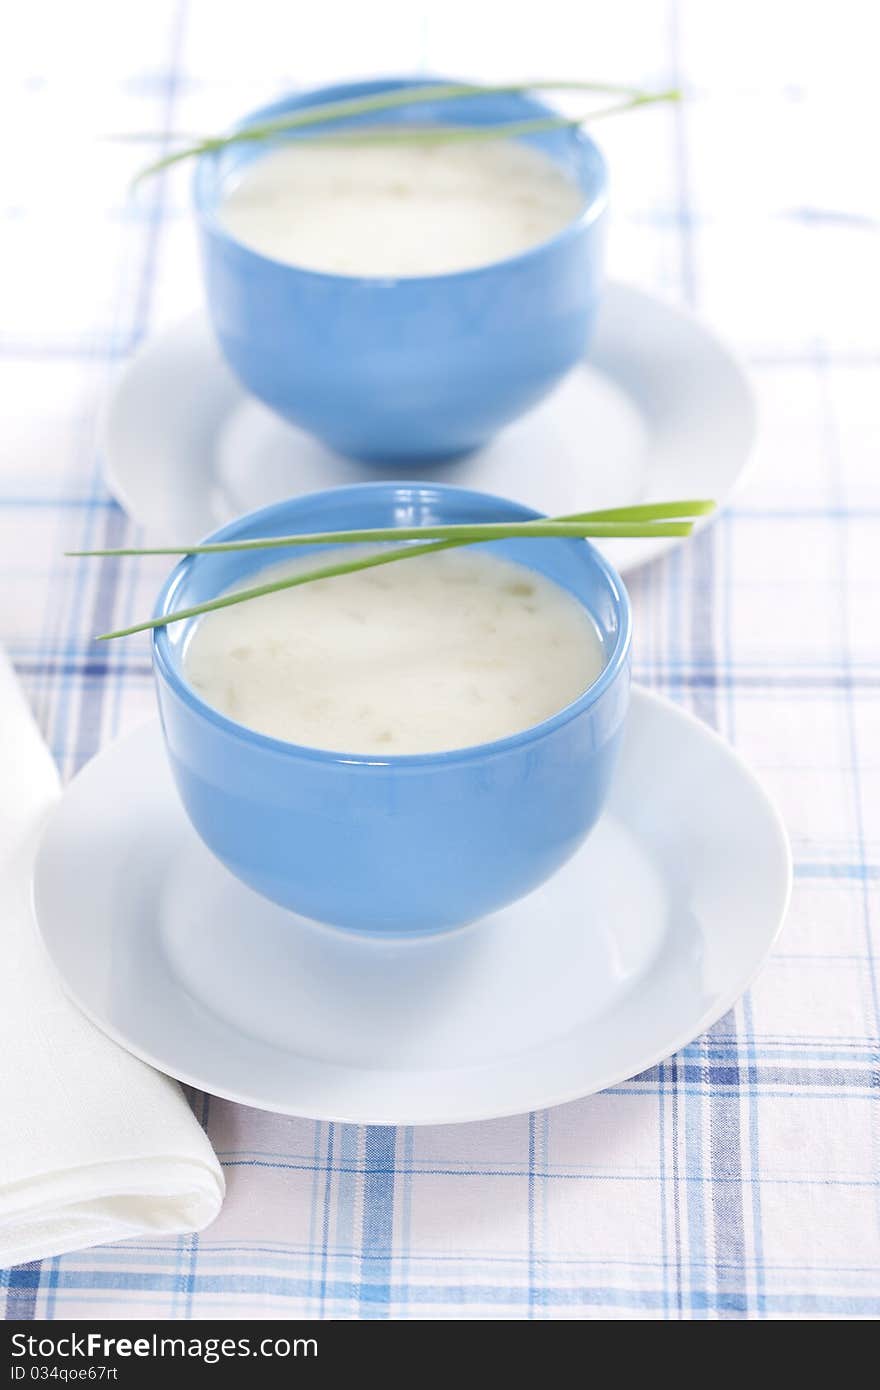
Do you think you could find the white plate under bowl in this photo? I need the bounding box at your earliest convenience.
[104,283,755,574]
[32,689,790,1126]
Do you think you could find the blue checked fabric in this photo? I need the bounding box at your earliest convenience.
[2,0,878,1320]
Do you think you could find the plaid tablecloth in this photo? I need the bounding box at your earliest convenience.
[2,0,878,1320]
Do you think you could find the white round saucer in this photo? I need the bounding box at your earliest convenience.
[32,689,790,1125]
[104,284,755,573]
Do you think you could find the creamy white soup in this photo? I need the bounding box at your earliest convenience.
[183,548,605,754]
[217,137,584,277]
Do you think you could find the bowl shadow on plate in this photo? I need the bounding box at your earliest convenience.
[133,813,709,1081]
[211,361,650,530]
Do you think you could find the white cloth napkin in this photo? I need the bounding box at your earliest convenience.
[0,652,224,1267]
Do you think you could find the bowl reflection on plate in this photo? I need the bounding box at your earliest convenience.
[152,483,631,936]
[193,77,607,463]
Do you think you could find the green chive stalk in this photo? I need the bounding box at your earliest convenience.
[131,80,679,182]
[71,500,714,640]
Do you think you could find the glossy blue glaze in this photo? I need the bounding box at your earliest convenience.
[193,78,607,462]
[153,484,631,935]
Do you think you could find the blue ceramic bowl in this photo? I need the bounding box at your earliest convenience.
[193,78,607,463]
[152,484,631,935]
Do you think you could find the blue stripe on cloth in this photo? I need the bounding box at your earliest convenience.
[317,1123,334,1318]
[359,1128,396,1317]
[334,1125,359,1318]
[3,1263,40,1319]
[7,1265,880,1315]
[527,1112,537,1318]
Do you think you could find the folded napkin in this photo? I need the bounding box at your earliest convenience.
[0,652,224,1267]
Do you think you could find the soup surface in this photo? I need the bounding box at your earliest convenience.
[183,547,606,754]
[217,137,585,276]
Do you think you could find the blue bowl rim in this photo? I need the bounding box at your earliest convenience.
[152,482,632,769]
[192,74,609,287]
